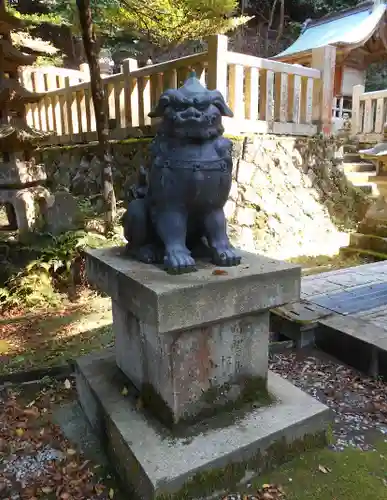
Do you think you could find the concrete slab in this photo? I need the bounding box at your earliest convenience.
[270,301,333,348]
[76,350,331,500]
[317,314,387,377]
[85,247,301,334]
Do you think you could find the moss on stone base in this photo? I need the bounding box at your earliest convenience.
[140,375,272,432]
[156,430,328,500]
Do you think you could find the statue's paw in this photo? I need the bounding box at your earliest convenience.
[137,244,161,264]
[164,249,197,274]
[212,246,241,267]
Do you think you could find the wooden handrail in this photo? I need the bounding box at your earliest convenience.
[23,35,334,145]
[225,51,321,79]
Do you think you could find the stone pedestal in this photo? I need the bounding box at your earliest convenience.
[77,248,330,499]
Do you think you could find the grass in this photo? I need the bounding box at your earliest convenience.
[0,295,113,375]
[288,252,374,276]
[253,439,387,499]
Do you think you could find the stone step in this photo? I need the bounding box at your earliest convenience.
[342,162,376,173]
[342,152,369,163]
[349,233,387,255]
[340,245,387,260]
[342,143,358,154]
[346,170,377,186]
[76,350,331,499]
[357,184,376,196]
[270,301,333,349]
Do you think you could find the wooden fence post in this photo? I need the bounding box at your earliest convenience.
[122,58,139,128]
[351,84,365,136]
[207,35,228,98]
[79,62,90,79]
[311,44,336,136]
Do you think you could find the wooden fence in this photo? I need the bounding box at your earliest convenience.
[20,64,90,92]
[24,35,336,146]
[351,84,387,143]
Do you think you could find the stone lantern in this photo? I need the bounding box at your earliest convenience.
[0,0,51,233]
[349,122,387,256]
[359,124,387,230]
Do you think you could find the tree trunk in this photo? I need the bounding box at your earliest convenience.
[76,0,116,233]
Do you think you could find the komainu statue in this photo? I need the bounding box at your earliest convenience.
[122,72,241,274]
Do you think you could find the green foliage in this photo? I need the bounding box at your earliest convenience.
[7,4,63,27]
[112,0,250,45]
[292,0,358,16]
[34,54,64,67]
[42,0,248,47]
[0,231,112,312]
[366,62,387,92]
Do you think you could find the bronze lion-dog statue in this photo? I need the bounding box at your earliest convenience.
[122,72,241,274]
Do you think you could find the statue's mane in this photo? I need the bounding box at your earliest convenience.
[148,75,233,119]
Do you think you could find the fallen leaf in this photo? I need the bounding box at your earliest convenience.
[66,448,77,456]
[121,387,128,396]
[318,464,330,474]
[212,269,228,276]
[15,428,24,437]
[109,487,115,498]
[64,379,71,390]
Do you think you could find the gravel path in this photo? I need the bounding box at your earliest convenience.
[270,348,387,451]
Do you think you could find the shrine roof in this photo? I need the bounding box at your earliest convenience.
[274,1,387,59]
[0,38,36,66]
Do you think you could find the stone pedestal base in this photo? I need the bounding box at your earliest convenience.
[0,186,50,232]
[78,248,332,498]
[85,247,301,426]
[76,350,331,500]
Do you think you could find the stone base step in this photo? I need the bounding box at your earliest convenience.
[75,349,331,500]
[342,143,358,154]
[342,162,376,173]
[346,171,377,185]
[360,184,379,196]
[349,232,387,255]
[342,153,371,164]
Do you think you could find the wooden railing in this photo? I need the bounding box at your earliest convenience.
[351,84,387,142]
[20,65,90,92]
[24,35,336,146]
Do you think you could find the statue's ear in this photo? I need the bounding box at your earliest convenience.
[212,92,234,117]
[148,93,171,118]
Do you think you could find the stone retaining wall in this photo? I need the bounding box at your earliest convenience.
[38,135,370,260]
